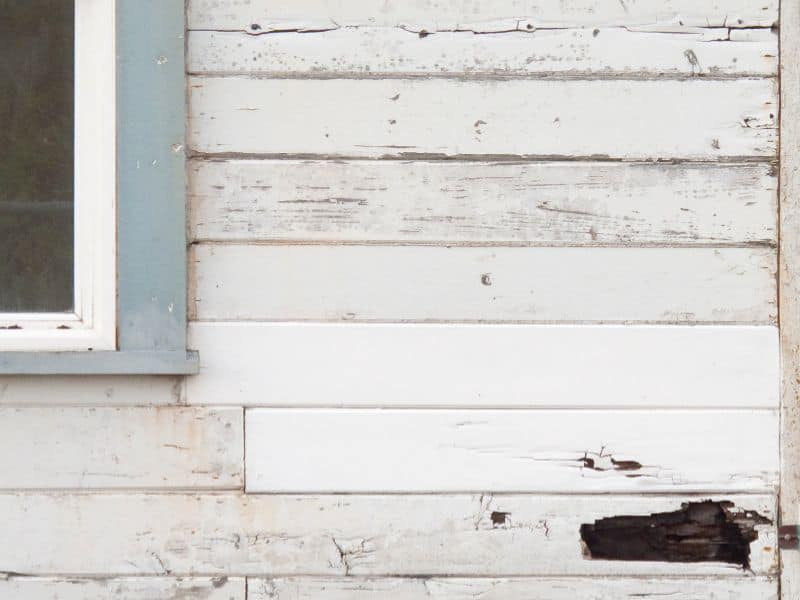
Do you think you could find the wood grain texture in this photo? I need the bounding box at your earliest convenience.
[187,0,778,30]
[186,323,779,408]
[779,0,800,596]
[247,577,778,599]
[189,160,778,246]
[245,408,778,493]
[189,28,778,78]
[189,78,777,159]
[0,493,775,576]
[0,407,242,489]
[0,577,244,600]
[192,245,777,323]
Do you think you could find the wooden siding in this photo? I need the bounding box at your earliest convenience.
[0,578,245,600]
[186,323,779,408]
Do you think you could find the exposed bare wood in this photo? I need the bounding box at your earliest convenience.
[0,493,776,576]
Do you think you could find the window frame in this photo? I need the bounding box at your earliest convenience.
[0,0,117,352]
[0,0,197,374]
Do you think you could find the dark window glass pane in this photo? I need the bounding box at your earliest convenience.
[0,0,74,313]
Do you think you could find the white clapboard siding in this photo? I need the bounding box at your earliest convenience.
[192,245,776,323]
[0,578,244,600]
[187,0,778,30]
[0,375,184,405]
[186,323,779,408]
[189,160,778,246]
[0,407,242,489]
[189,28,777,78]
[0,493,775,576]
[248,577,778,600]
[245,408,778,493]
[189,78,777,159]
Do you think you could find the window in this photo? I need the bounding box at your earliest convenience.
[0,0,196,374]
[0,0,115,351]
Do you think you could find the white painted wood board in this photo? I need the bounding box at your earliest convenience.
[248,577,778,600]
[0,577,244,600]
[186,323,779,408]
[245,408,778,493]
[192,245,777,323]
[187,0,778,30]
[189,28,777,78]
[189,160,778,246]
[189,78,777,159]
[0,407,242,489]
[0,375,184,405]
[0,493,775,576]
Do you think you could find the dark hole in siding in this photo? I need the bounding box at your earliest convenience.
[491,511,510,527]
[579,500,771,569]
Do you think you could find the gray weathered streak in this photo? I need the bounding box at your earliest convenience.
[0,577,244,600]
[189,160,777,246]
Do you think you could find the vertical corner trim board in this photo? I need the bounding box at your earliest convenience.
[192,245,777,324]
[0,407,243,489]
[188,78,777,159]
[0,493,776,576]
[186,323,779,408]
[246,577,779,599]
[243,408,778,493]
[186,0,778,30]
[189,159,778,246]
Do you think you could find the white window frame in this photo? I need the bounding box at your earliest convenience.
[0,0,116,352]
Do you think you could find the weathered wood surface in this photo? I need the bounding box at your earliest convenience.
[779,0,800,596]
[189,28,777,78]
[248,577,778,599]
[0,577,244,600]
[245,408,778,493]
[187,0,778,30]
[0,407,242,489]
[0,493,775,576]
[189,78,777,159]
[186,323,779,408]
[0,375,184,405]
[189,160,778,246]
[192,245,776,323]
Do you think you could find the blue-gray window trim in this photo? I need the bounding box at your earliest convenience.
[0,0,198,375]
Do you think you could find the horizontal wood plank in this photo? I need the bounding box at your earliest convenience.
[192,245,776,323]
[245,408,778,493]
[0,493,775,576]
[248,577,778,599]
[0,578,244,600]
[189,78,777,159]
[0,407,242,489]
[187,0,778,30]
[189,28,777,78]
[189,160,778,246]
[186,323,779,408]
[0,376,184,405]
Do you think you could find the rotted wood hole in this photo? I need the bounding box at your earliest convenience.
[580,500,771,569]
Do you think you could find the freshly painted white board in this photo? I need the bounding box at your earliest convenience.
[245,408,778,493]
[0,407,242,489]
[0,375,184,405]
[186,323,779,408]
[192,245,777,323]
[0,578,244,600]
[189,160,778,246]
[189,28,777,78]
[189,78,777,159]
[0,493,775,576]
[248,577,778,600]
[187,0,778,30]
